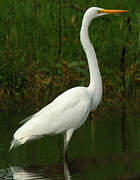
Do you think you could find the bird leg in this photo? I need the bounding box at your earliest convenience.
[64,129,74,159]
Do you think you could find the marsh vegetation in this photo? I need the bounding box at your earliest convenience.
[0,0,139,112]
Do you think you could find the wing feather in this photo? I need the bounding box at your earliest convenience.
[12,87,91,147]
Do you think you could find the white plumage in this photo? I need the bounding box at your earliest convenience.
[10,7,128,157]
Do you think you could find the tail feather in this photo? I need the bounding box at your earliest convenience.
[9,135,43,151]
[9,136,30,151]
[9,139,21,151]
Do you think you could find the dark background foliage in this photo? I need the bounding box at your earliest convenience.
[0,0,139,111]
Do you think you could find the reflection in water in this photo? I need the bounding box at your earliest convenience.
[1,104,140,179]
[4,152,140,180]
[11,161,71,180]
[64,160,71,180]
[11,166,47,180]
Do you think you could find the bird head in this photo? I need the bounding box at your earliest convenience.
[85,7,129,20]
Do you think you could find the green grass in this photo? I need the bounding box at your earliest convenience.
[0,0,139,110]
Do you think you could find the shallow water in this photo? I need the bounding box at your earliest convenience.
[0,105,140,180]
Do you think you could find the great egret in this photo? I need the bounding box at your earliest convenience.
[10,7,128,157]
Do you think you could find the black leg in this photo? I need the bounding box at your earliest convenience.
[63,129,74,159]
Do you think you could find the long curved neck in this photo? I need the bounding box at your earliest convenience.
[80,14,102,109]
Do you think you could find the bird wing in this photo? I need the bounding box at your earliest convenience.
[19,114,35,124]
[14,87,91,140]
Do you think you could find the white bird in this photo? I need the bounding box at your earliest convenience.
[10,7,128,157]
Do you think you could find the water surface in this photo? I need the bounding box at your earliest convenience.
[0,105,140,180]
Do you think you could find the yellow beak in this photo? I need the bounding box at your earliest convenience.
[98,9,129,14]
